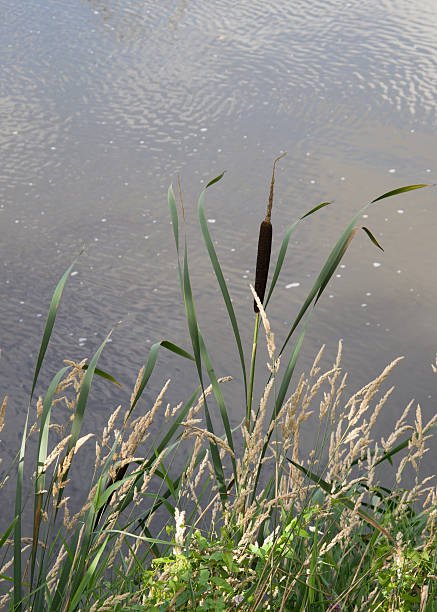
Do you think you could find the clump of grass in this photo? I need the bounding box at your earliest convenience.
[0,167,435,611]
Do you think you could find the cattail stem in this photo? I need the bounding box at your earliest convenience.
[253,152,286,313]
[246,312,260,431]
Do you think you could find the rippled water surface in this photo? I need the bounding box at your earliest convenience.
[1,0,436,488]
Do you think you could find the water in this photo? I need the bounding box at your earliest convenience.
[1,0,436,512]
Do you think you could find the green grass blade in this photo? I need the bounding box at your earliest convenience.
[371,184,431,203]
[31,255,82,400]
[14,258,80,611]
[80,365,122,387]
[198,189,247,400]
[129,339,195,418]
[168,185,179,254]
[361,226,384,251]
[300,201,331,219]
[182,243,227,501]
[54,334,110,510]
[14,408,29,612]
[205,171,226,189]
[263,218,300,310]
[67,536,109,612]
[264,203,331,311]
[279,184,431,357]
[31,366,70,587]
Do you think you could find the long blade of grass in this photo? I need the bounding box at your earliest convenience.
[14,257,80,612]
[80,365,122,387]
[371,184,431,203]
[67,536,109,612]
[279,184,430,357]
[264,202,331,310]
[31,255,82,400]
[198,189,247,400]
[181,243,228,501]
[128,339,194,421]
[31,366,70,587]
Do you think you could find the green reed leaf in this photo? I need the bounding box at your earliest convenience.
[205,171,226,189]
[31,366,69,588]
[361,226,384,251]
[198,189,247,400]
[81,365,122,386]
[371,184,432,203]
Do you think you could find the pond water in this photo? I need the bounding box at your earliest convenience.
[1,0,436,514]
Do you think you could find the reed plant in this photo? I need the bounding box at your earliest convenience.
[0,164,436,611]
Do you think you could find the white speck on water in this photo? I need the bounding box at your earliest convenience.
[36,313,42,318]
[41,211,45,215]
[361,303,367,307]
[340,176,345,181]
[245,269,250,274]
[50,146,56,151]
[144,235,149,239]
[410,288,414,292]
[310,179,316,184]
[101,218,106,222]
[217,148,222,152]
[79,338,87,343]
[94,237,99,241]
[306,152,311,156]
[388,168,396,173]
[200,127,208,132]
[372,262,381,268]
[410,128,415,133]
[19,318,23,322]
[19,300,24,304]
[242,275,248,279]
[15,219,19,223]
[365,322,370,326]
[340,264,346,269]
[396,269,401,274]
[207,218,216,223]
[231,248,235,252]
[397,209,404,214]
[328,294,334,298]
[71,271,78,276]
[365,292,371,296]
[362,214,368,218]
[152,219,157,224]
[286,282,300,288]
[426,168,431,173]
[336,274,341,278]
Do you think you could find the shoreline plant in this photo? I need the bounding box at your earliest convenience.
[0,164,435,610]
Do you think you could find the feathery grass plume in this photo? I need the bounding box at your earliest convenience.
[253,152,286,312]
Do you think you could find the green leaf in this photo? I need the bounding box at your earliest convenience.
[361,226,384,251]
[198,189,247,400]
[205,171,226,189]
[81,365,122,387]
[371,184,432,203]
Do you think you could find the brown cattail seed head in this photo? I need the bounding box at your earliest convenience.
[254,218,272,312]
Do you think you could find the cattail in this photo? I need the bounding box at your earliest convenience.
[254,152,286,312]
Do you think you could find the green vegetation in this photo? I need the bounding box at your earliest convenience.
[0,167,435,611]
